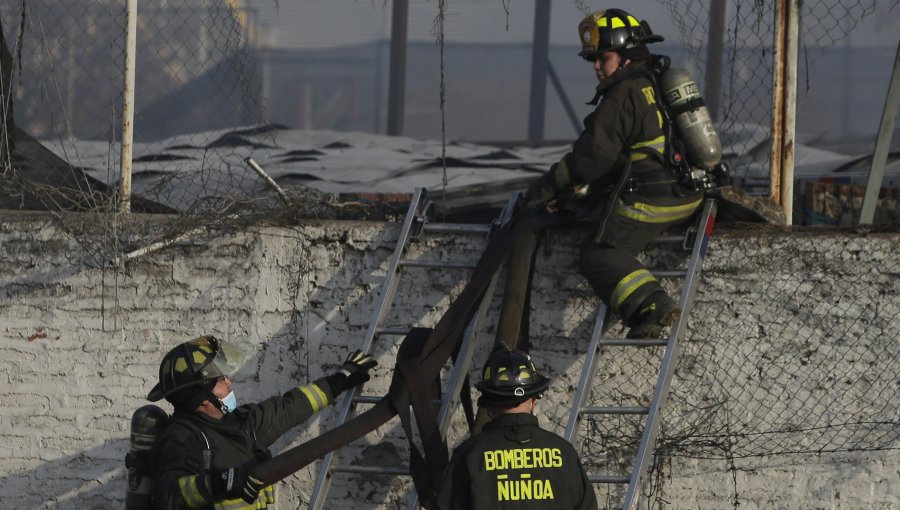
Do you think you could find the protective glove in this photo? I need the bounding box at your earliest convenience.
[325,350,378,395]
[524,172,557,211]
[207,464,265,504]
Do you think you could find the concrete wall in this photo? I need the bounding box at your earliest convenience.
[1,211,897,508]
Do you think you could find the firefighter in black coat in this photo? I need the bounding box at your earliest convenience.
[525,8,703,339]
[146,335,376,509]
[436,348,597,510]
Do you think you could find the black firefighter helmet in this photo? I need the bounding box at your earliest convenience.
[475,347,551,407]
[577,8,664,61]
[147,335,245,410]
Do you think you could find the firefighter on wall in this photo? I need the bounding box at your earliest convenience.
[130,335,376,510]
[435,348,598,509]
[525,8,723,339]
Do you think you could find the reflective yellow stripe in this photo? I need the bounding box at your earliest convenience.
[614,198,703,223]
[598,18,608,27]
[262,485,276,504]
[179,475,208,508]
[630,135,665,162]
[611,269,656,312]
[213,486,275,510]
[627,15,640,26]
[611,17,625,29]
[298,383,329,412]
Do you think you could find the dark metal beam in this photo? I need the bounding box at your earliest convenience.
[704,0,726,122]
[528,0,551,143]
[387,0,409,136]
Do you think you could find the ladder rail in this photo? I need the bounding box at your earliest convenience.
[308,188,429,510]
[564,304,608,444]
[621,199,717,510]
[406,192,520,510]
[311,191,520,510]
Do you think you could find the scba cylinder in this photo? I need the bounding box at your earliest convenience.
[126,405,169,510]
[660,67,722,170]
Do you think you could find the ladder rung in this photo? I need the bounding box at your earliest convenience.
[399,259,476,270]
[351,395,440,406]
[598,338,669,347]
[651,270,687,278]
[588,474,631,484]
[351,395,382,405]
[580,406,649,415]
[331,465,409,476]
[376,327,411,336]
[422,222,492,235]
[653,235,684,243]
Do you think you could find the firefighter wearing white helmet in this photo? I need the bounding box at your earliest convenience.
[525,8,706,340]
[435,348,598,509]
[136,335,376,510]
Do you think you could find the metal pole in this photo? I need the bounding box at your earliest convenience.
[769,0,799,224]
[547,61,582,135]
[245,157,290,205]
[528,0,551,143]
[704,0,726,122]
[119,0,137,213]
[859,40,900,225]
[386,0,408,136]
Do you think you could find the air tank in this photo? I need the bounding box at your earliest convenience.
[660,67,723,170]
[125,405,169,510]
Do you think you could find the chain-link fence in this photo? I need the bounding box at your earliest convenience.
[0,2,897,504]
[1,0,893,261]
[0,0,359,266]
[659,0,883,192]
[556,229,900,507]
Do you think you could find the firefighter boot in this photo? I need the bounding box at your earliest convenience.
[626,292,680,339]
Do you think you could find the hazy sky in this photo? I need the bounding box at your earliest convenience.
[243,0,898,50]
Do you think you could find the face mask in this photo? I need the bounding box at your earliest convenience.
[220,391,238,413]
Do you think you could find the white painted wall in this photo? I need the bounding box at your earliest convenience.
[1,211,897,508]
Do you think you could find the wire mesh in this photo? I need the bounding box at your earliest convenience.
[656,0,883,192]
[554,228,900,507]
[0,0,363,266]
[0,2,897,504]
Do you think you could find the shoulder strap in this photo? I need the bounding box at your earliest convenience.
[168,417,213,471]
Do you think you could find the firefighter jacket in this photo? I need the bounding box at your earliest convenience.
[435,413,598,510]
[151,378,336,510]
[539,59,702,216]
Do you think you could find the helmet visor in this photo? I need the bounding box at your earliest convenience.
[198,336,246,379]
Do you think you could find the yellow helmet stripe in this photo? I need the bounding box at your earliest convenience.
[611,17,625,29]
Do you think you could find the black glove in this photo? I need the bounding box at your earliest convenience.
[326,350,378,395]
[524,172,557,211]
[207,464,265,504]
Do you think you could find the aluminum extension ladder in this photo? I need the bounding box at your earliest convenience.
[307,188,518,510]
[563,198,717,510]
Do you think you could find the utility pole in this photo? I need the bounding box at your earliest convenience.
[769,0,799,224]
[120,0,138,213]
